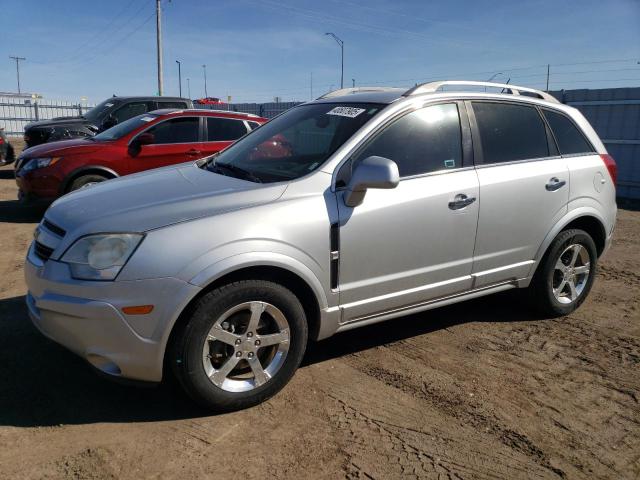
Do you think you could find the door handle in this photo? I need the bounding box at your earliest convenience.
[545,177,566,191]
[448,193,476,210]
[186,149,202,156]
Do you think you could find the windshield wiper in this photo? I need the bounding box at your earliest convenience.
[212,162,263,183]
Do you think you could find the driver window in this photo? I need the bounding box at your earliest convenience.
[352,103,462,178]
[143,117,200,144]
[113,102,148,124]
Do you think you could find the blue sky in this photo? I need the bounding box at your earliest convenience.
[1,0,639,103]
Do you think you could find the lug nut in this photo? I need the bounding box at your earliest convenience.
[254,340,261,346]
[248,352,254,358]
[247,332,254,338]
[235,338,242,345]
[235,351,242,357]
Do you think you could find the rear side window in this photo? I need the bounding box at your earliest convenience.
[473,102,549,163]
[113,102,148,123]
[157,101,188,109]
[354,103,462,177]
[543,110,594,155]
[248,121,262,130]
[207,117,248,141]
[145,117,200,144]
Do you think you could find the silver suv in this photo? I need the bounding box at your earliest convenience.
[25,81,617,410]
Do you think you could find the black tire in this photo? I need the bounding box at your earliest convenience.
[529,228,598,317]
[170,280,308,412]
[68,174,108,192]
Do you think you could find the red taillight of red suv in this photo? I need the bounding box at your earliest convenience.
[600,154,617,186]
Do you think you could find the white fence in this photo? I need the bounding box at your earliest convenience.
[0,96,94,136]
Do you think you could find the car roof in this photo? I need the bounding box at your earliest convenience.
[310,88,407,105]
[149,108,266,121]
[112,96,192,102]
[307,82,560,106]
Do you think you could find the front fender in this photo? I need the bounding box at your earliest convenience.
[187,251,329,311]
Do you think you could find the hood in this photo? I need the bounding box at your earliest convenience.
[20,138,105,158]
[25,116,92,131]
[45,162,287,236]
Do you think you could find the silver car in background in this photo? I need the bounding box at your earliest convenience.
[25,81,617,410]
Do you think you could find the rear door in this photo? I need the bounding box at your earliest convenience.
[130,116,204,171]
[202,117,250,156]
[469,101,569,287]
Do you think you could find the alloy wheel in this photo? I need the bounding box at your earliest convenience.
[551,243,591,305]
[202,301,290,393]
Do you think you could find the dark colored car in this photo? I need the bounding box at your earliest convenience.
[16,109,266,202]
[23,96,194,148]
[0,129,15,165]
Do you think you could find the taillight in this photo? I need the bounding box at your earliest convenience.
[600,154,617,186]
[0,137,4,144]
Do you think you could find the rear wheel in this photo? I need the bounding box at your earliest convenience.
[529,228,597,317]
[68,173,108,192]
[170,280,308,411]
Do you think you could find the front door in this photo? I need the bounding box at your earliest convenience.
[336,103,480,323]
[131,116,204,172]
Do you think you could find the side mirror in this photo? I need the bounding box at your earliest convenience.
[344,156,399,207]
[128,132,155,156]
[136,132,155,146]
[101,115,117,130]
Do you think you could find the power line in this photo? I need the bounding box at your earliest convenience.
[63,0,142,63]
[63,0,155,68]
[65,11,156,72]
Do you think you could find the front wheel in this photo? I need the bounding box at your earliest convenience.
[529,228,598,317]
[68,173,108,192]
[170,280,308,411]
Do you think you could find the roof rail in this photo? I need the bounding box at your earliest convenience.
[317,86,400,99]
[403,81,560,104]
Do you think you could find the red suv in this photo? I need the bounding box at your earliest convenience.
[15,109,266,202]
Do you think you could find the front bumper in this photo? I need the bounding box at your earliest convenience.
[15,168,60,202]
[25,243,201,382]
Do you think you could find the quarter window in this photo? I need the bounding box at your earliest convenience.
[354,103,463,177]
[473,102,549,163]
[144,117,200,144]
[207,118,248,141]
[543,110,594,155]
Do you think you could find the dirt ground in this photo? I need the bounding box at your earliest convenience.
[0,139,638,479]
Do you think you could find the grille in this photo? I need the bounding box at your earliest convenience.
[42,219,66,237]
[34,241,54,262]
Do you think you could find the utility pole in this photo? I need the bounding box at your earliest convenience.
[175,60,182,97]
[352,78,355,88]
[187,78,191,99]
[202,64,208,97]
[546,64,550,91]
[9,56,26,94]
[325,32,344,88]
[156,0,164,96]
[310,72,313,100]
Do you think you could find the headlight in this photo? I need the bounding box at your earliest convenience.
[61,233,143,281]
[20,157,61,173]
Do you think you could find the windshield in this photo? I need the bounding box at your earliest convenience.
[83,98,117,124]
[206,103,384,182]
[92,113,159,141]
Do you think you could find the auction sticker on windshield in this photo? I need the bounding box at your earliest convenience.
[327,106,366,118]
